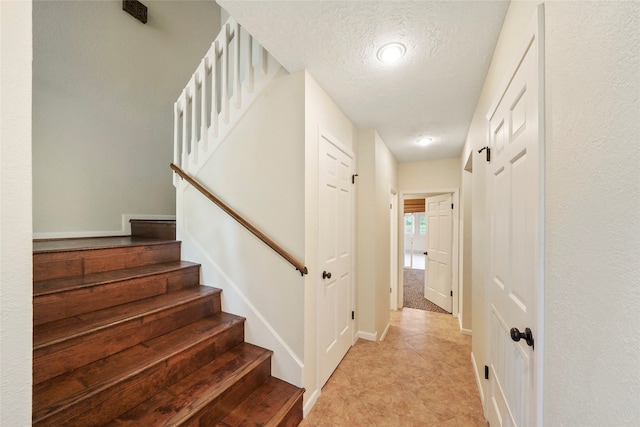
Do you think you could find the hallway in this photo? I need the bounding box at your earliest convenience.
[301,308,485,426]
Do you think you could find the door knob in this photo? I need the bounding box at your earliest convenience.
[510,327,534,349]
[423,252,428,255]
[322,271,332,279]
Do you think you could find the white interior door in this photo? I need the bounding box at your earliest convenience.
[318,132,353,388]
[486,11,542,427]
[424,194,452,312]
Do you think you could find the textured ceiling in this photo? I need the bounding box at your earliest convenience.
[218,0,509,162]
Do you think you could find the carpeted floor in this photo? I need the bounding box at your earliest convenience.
[403,268,450,314]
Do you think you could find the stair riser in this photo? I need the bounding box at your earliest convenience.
[276,397,304,427]
[33,321,245,426]
[130,220,176,240]
[34,293,221,385]
[34,242,181,282]
[34,265,201,326]
[216,377,304,427]
[189,358,271,427]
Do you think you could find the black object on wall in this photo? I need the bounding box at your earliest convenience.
[123,0,147,24]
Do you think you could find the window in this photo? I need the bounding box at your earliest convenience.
[404,214,414,234]
[419,214,426,235]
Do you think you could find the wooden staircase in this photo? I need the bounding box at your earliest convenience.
[32,221,303,426]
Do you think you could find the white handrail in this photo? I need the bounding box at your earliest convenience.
[173,17,281,184]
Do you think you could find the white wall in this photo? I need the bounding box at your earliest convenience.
[356,130,377,338]
[178,71,306,388]
[0,1,33,424]
[304,71,357,410]
[356,130,398,340]
[374,132,398,337]
[398,158,461,191]
[543,2,640,424]
[33,0,221,236]
[460,0,538,405]
[461,155,472,331]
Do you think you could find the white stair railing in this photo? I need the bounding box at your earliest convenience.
[173,17,282,186]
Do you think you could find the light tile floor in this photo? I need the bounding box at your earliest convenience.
[301,308,487,427]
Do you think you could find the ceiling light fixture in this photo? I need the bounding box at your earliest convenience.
[377,42,406,63]
[416,137,433,146]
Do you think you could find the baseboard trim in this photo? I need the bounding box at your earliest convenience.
[459,316,472,335]
[33,230,126,240]
[471,351,485,405]
[303,388,320,418]
[33,214,176,240]
[357,330,377,341]
[379,322,391,341]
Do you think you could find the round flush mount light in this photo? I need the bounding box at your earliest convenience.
[377,42,406,63]
[416,137,433,146]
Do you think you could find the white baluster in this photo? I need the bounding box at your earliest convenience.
[209,43,218,138]
[181,91,188,172]
[189,77,198,165]
[221,24,230,124]
[199,60,208,152]
[246,31,254,93]
[259,44,267,76]
[234,21,241,109]
[173,101,181,186]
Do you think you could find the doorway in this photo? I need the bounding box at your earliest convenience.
[399,190,459,316]
[403,199,426,270]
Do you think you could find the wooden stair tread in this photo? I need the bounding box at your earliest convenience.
[32,312,245,424]
[217,377,305,427]
[33,239,182,282]
[130,219,176,224]
[108,342,272,426]
[34,285,221,349]
[34,260,200,296]
[33,236,178,254]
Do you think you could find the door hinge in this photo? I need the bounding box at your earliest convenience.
[450,290,453,297]
[352,174,359,184]
[451,203,454,209]
[478,146,491,162]
[351,311,355,320]
[390,287,392,294]
[485,365,490,380]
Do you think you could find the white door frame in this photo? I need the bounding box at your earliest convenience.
[399,188,459,317]
[390,191,399,310]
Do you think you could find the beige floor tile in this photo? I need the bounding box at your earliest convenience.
[304,308,486,426]
[300,394,377,427]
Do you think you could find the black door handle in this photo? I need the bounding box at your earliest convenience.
[322,271,332,279]
[510,327,534,349]
[423,252,428,256]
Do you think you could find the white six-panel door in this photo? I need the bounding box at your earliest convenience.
[486,10,543,427]
[424,193,453,313]
[318,132,354,388]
